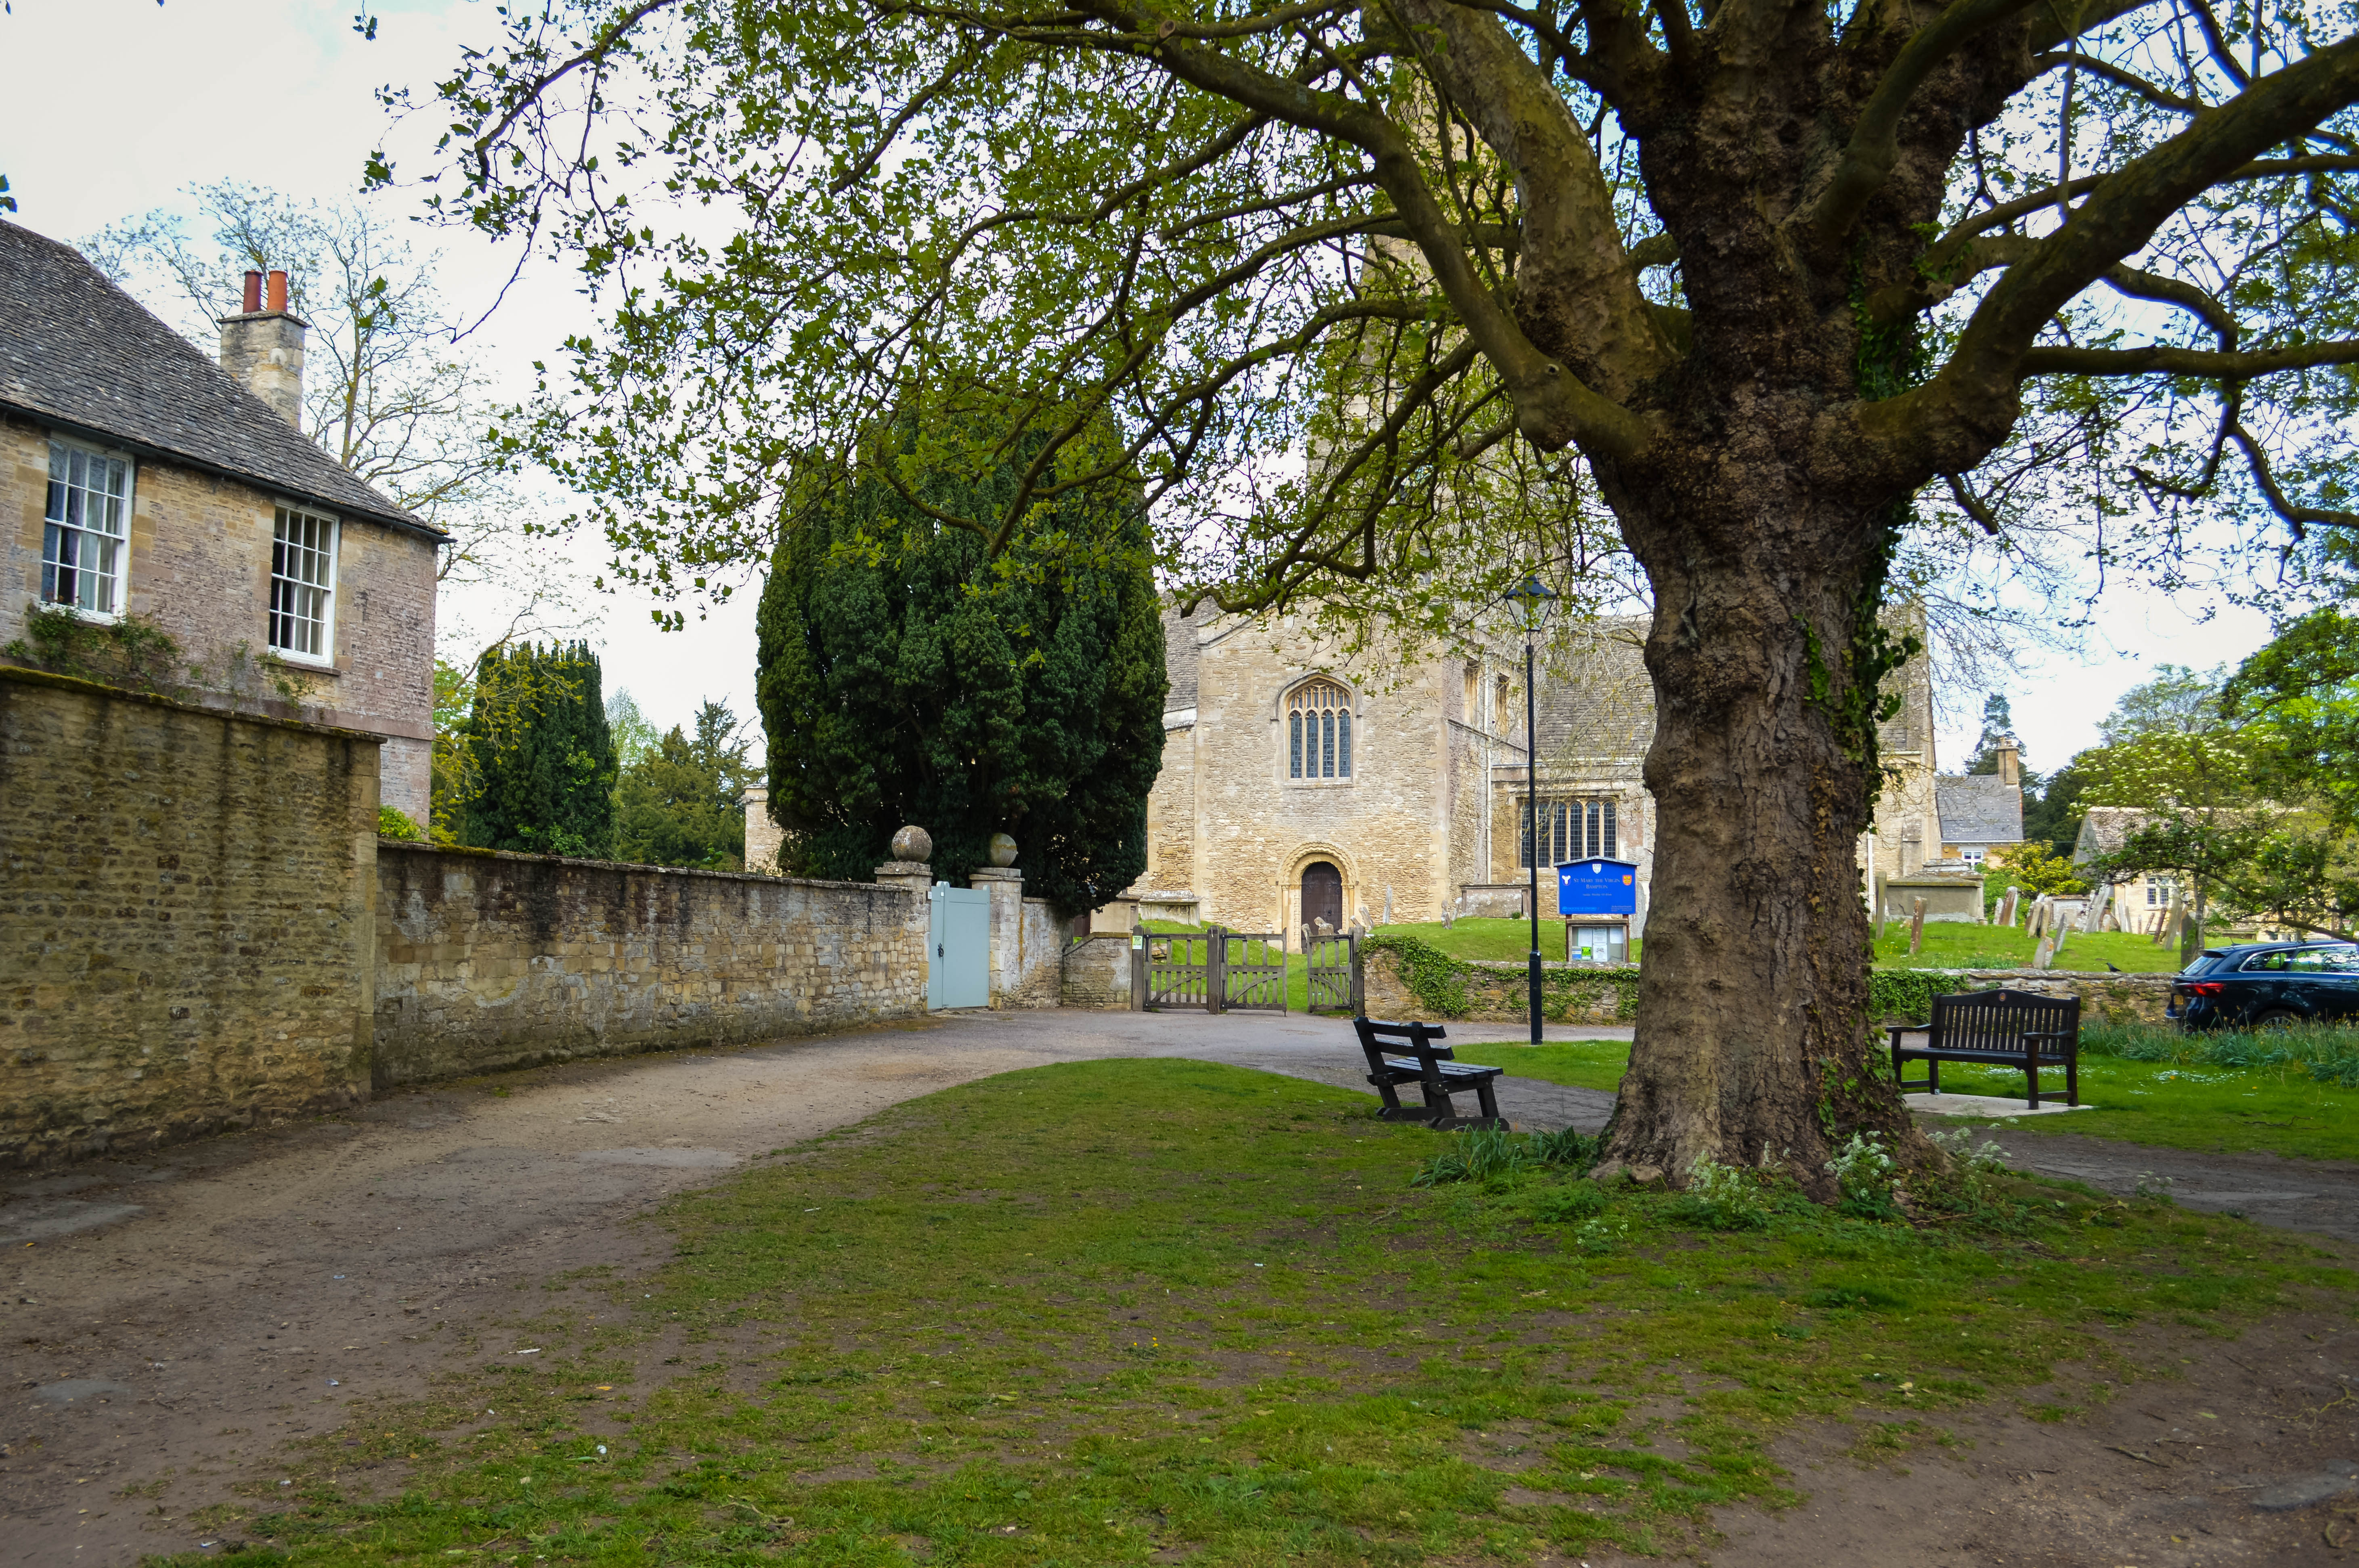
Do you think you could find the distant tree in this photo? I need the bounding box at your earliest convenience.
[2099,665,2231,745]
[616,700,759,869]
[1982,842,2086,910]
[2223,606,2359,833]
[82,182,586,658]
[461,641,619,858]
[755,431,1166,916]
[2078,724,2271,962]
[1963,693,2017,776]
[606,688,662,772]
[2019,762,2088,859]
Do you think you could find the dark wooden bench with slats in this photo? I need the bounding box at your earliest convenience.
[1890,987,2082,1109]
[1352,1017,1506,1128]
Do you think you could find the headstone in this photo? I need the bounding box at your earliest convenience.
[2032,930,2057,969]
[1907,896,1927,957]
[1873,871,1888,939]
[1997,886,2019,928]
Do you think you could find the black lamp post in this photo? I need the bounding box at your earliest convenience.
[1507,574,1557,1047]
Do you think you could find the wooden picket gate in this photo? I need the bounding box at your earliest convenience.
[1302,929,1361,1014]
[1135,925,1290,1013]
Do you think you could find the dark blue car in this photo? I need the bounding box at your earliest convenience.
[2167,941,2359,1030]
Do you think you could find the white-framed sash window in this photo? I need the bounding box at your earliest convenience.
[42,439,132,616]
[268,505,338,663]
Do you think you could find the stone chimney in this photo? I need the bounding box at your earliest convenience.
[217,269,306,426]
[1994,735,2021,787]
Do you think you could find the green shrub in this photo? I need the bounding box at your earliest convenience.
[1681,1155,1772,1230]
[378,805,426,842]
[4,604,182,693]
[1824,1130,1898,1218]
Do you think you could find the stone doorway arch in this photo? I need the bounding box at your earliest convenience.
[1301,860,1343,934]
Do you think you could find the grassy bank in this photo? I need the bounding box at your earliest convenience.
[1867,922,2185,972]
[176,1061,2349,1566]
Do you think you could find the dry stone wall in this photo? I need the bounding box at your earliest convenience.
[0,668,379,1166]
[373,844,926,1084]
[1061,932,1134,1009]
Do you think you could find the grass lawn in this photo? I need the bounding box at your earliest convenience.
[178,1060,2350,1566]
[1454,1040,2359,1164]
[1867,921,2184,972]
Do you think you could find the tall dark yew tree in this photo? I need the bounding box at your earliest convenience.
[461,641,620,858]
[405,0,2359,1193]
[754,446,1166,913]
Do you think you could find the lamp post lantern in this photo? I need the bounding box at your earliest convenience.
[1506,574,1557,1047]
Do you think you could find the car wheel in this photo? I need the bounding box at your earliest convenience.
[2253,1009,2302,1031]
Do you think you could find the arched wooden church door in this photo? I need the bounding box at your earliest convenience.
[1302,861,1343,933]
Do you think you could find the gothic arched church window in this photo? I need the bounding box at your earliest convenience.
[1287,678,1352,780]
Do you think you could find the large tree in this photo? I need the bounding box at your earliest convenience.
[755,437,1167,914]
[393,0,2359,1188]
[615,699,761,869]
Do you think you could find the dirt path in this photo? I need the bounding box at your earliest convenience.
[4,1011,2354,1566]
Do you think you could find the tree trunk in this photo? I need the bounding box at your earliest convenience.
[2181,887,2208,969]
[1592,476,1928,1195]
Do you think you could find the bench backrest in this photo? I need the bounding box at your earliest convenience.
[1927,988,2081,1056]
[1352,1016,1451,1070]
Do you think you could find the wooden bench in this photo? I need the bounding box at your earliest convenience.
[1352,1017,1507,1128]
[1890,987,2081,1108]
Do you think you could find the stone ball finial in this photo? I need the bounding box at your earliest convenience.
[890,825,933,863]
[987,832,1018,868]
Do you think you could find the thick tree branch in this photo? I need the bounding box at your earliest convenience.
[1390,0,1677,398]
[1070,0,1654,461]
[1800,0,2050,248]
[1876,35,2359,469]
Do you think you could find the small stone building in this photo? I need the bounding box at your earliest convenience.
[0,222,445,819]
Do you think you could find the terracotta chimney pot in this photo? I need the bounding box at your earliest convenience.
[241,270,263,313]
[265,269,289,314]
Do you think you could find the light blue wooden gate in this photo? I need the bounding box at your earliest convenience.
[927,883,991,1010]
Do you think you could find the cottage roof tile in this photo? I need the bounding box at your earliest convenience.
[1936,773,2024,844]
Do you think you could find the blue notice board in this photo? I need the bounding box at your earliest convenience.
[1557,858,1639,917]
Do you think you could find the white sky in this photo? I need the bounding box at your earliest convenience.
[0,0,2277,776]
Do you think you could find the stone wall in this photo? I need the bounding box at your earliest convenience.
[1062,932,1135,1009]
[1363,943,1637,1025]
[373,844,926,1084]
[2,411,440,820]
[0,668,380,1167]
[1364,939,2174,1028]
[1919,969,2175,1025]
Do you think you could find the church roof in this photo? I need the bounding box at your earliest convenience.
[1935,774,2023,845]
[1536,620,1653,762]
[0,218,436,540]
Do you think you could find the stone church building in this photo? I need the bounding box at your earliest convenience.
[1128,604,1951,938]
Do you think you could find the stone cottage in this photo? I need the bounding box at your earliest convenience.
[0,221,445,819]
